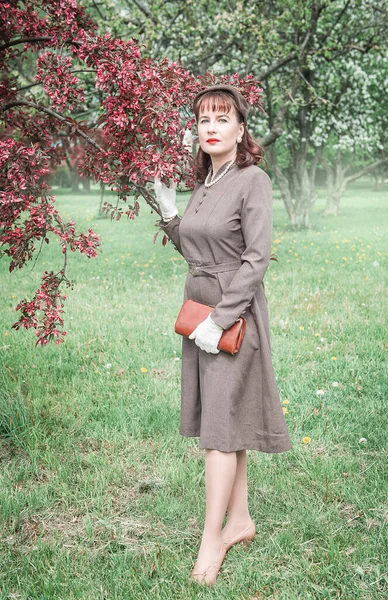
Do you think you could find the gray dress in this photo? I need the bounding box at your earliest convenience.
[160,161,292,453]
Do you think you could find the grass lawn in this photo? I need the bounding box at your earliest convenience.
[0,181,387,599]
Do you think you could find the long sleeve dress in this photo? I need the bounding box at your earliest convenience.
[159,161,292,453]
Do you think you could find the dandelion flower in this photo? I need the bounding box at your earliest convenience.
[140,367,148,373]
[282,407,288,414]
[316,389,325,396]
[331,356,337,361]
[283,399,290,405]
[300,326,305,331]
[303,437,311,444]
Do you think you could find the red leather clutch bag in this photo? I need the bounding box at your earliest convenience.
[174,299,246,355]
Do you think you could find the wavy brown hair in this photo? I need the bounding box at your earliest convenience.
[193,91,265,183]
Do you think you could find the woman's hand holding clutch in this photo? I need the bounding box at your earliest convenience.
[188,315,224,354]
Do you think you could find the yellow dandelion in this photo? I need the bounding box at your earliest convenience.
[303,437,311,444]
[4,332,9,337]
[365,276,369,280]
[144,264,149,268]
[140,271,145,275]
[140,367,148,373]
[299,326,305,331]
[342,257,347,261]
[283,399,290,405]
[331,356,337,361]
[273,239,282,244]
[282,407,288,414]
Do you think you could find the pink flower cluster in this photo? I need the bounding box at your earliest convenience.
[12,271,68,346]
[36,52,84,112]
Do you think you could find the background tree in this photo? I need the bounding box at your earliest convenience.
[109,0,388,226]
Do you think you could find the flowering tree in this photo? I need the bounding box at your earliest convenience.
[0,0,264,345]
[112,0,388,227]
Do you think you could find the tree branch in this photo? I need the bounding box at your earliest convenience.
[344,158,388,185]
[0,37,81,52]
[1,100,105,152]
[258,52,297,81]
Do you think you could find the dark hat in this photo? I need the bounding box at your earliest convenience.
[193,84,250,122]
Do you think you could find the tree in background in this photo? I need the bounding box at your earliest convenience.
[0,0,263,345]
[109,0,388,226]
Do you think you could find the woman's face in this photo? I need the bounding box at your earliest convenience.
[197,103,244,162]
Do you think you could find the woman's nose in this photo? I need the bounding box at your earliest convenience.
[207,121,218,133]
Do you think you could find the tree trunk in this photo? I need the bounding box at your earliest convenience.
[324,152,346,216]
[99,183,105,215]
[309,146,324,208]
[290,159,314,227]
[267,146,292,220]
[71,171,80,192]
[324,155,388,214]
[82,177,90,192]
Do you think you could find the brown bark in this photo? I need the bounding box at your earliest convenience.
[323,155,388,215]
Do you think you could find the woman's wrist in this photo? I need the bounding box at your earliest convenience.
[162,213,178,223]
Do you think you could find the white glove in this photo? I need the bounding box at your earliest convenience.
[188,315,224,354]
[182,128,193,153]
[154,177,178,220]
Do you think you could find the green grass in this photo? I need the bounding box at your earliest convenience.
[0,181,387,599]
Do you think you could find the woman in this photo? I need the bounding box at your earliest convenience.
[154,84,292,586]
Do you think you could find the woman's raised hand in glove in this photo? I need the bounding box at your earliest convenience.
[188,315,224,354]
[154,177,178,220]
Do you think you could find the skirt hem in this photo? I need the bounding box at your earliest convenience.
[180,430,292,454]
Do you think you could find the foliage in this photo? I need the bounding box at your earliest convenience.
[110,0,388,225]
[0,0,263,345]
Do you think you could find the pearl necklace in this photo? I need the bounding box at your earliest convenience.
[204,159,235,188]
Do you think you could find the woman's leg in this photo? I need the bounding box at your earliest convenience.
[193,449,237,575]
[222,450,253,539]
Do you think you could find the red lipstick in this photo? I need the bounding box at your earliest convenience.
[207,138,220,143]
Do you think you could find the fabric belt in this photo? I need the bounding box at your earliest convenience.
[187,260,242,278]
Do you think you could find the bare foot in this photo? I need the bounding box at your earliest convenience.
[191,533,224,583]
[221,518,255,545]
